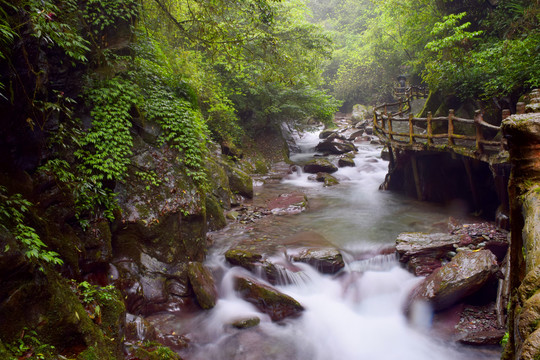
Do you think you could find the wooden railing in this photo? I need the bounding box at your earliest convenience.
[393,85,429,102]
[373,100,503,155]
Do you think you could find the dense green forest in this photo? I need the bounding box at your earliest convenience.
[307,0,539,110]
[0,0,538,358]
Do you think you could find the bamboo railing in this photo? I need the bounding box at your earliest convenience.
[373,101,502,155]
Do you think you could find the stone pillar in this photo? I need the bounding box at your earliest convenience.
[501,113,540,360]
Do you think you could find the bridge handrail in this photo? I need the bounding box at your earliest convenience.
[373,104,503,154]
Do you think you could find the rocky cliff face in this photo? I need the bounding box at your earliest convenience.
[502,109,540,360]
[0,5,287,358]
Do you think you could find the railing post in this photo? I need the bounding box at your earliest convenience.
[448,109,455,146]
[501,109,511,150]
[517,102,526,114]
[427,111,433,146]
[388,114,393,140]
[502,109,511,120]
[474,110,484,154]
[408,113,414,144]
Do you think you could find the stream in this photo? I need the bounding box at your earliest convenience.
[148,127,501,360]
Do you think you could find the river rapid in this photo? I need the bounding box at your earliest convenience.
[148,127,501,360]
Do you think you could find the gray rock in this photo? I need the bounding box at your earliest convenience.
[292,247,344,274]
[303,158,338,174]
[396,232,460,264]
[188,261,218,309]
[234,276,304,321]
[409,250,499,311]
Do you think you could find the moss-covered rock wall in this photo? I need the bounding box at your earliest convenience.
[502,112,540,360]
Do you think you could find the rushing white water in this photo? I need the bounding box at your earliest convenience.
[149,127,500,360]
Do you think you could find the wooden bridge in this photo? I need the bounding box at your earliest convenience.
[373,91,510,165]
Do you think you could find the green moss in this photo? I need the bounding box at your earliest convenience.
[205,195,227,231]
[254,160,269,174]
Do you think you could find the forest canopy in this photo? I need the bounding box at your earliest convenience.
[306,0,539,110]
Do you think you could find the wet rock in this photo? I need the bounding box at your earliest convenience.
[364,126,373,135]
[452,303,506,345]
[518,265,540,303]
[319,129,336,139]
[315,140,356,154]
[303,158,338,174]
[409,250,499,311]
[347,130,365,141]
[187,262,218,310]
[231,316,261,329]
[125,314,158,342]
[315,172,339,187]
[381,147,391,161]
[291,247,344,274]
[518,292,540,341]
[234,276,304,321]
[225,248,263,269]
[519,327,540,360]
[407,256,443,277]
[225,248,281,284]
[396,232,460,268]
[225,165,254,199]
[338,156,355,168]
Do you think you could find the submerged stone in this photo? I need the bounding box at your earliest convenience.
[231,317,261,329]
[234,276,304,321]
[303,159,338,174]
[315,172,339,187]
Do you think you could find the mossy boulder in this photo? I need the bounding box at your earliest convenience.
[314,172,339,187]
[224,248,283,285]
[338,155,356,168]
[0,262,125,359]
[187,261,218,310]
[315,140,356,155]
[291,247,344,274]
[205,195,227,231]
[234,276,304,321]
[231,317,261,329]
[303,159,338,174]
[224,164,254,198]
[517,292,540,341]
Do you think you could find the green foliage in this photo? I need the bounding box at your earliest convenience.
[77,77,138,183]
[75,280,116,304]
[28,0,90,63]
[500,331,509,347]
[82,0,139,34]
[422,8,539,99]
[145,88,209,185]
[5,329,57,360]
[0,186,63,267]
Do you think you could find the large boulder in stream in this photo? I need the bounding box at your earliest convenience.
[303,158,338,174]
[225,248,281,284]
[291,247,344,274]
[315,139,356,154]
[187,261,218,309]
[409,250,499,311]
[396,232,460,276]
[234,276,304,321]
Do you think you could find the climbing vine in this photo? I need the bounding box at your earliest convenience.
[144,86,209,186]
[0,186,63,267]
